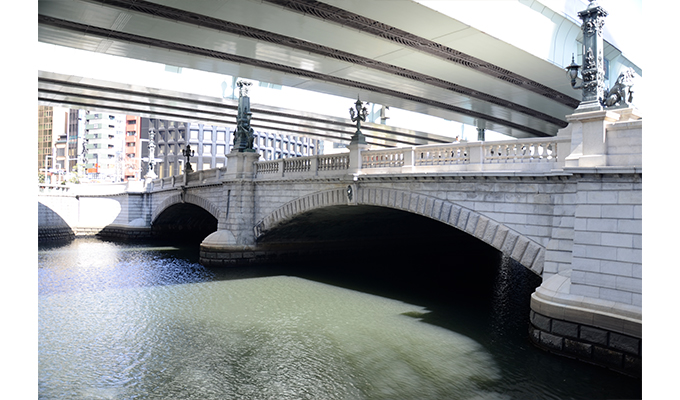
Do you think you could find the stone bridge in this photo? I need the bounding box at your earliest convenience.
[38,108,642,376]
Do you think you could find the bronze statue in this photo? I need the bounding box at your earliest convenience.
[603,68,636,108]
[232,81,256,153]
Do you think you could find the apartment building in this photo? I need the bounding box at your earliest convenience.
[83,111,125,182]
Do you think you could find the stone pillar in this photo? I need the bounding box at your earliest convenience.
[346,142,368,175]
[200,151,260,266]
[224,151,261,180]
[565,109,620,167]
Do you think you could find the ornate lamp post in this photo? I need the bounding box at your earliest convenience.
[181,144,194,174]
[143,127,158,179]
[349,96,368,145]
[567,0,636,111]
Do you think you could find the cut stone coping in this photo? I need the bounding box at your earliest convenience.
[531,273,641,338]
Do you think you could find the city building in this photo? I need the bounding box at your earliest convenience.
[68,109,86,177]
[82,111,126,182]
[38,105,69,184]
[148,118,320,179]
[124,115,143,181]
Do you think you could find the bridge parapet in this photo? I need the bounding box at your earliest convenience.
[360,137,571,175]
[249,137,572,181]
[255,153,350,179]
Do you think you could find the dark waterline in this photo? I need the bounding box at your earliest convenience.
[38,238,641,399]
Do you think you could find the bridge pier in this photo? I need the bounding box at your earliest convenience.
[200,151,262,266]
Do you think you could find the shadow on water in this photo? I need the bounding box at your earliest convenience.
[39,203,642,399]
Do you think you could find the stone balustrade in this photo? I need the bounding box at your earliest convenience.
[252,137,571,179]
[255,153,350,178]
[359,137,570,174]
[38,184,71,194]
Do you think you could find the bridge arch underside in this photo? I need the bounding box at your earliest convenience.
[152,203,218,244]
[257,187,545,276]
[255,204,542,302]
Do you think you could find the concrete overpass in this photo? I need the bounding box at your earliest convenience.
[38,0,641,140]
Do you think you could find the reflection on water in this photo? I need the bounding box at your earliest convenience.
[38,238,641,399]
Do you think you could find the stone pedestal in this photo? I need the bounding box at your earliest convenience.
[224,151,261,180]
[564,107,641,168]
[346,141,369,175]
[565,109,620,167]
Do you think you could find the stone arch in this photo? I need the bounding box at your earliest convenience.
[255,186,545,275]
[151,191,221,224]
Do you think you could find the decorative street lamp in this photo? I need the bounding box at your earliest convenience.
[181,144,194,174]
[143,127,158,179]
[349,96,369,145]
[567,0,636,111]
[566,54,582,90]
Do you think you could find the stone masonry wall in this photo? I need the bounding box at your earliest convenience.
[571,171,642,308]
[529,310,641,377]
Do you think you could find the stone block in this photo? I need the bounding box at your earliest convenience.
[601,232,634,248]
[456,208,470,230]
[609,332,640,355]
[580,325,608,345]
[529,325,541,344]
[531,311,551,331]
[539,331,564,351]
[448,205,461,226]
[615,276,641,293]
[569,282,600,298]
[551,319,579,339]
[465,213,479,234]
[575,204,602,218]
[593,346,623,368]
[564,338,592,358]
[511,236,530,261]
[624,355,641,376]
[481,221,498,245]
[501,230,519,255]
[601,205,634,219]
[492,225,509,249]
